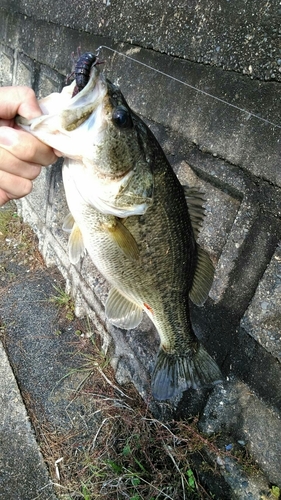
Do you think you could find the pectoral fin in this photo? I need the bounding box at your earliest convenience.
[105,288,143,329]
[189,246,214,306]
[68,222,85,264]
[103,218,140,261]
[62,213,75,233]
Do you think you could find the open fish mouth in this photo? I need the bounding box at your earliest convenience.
[17,62,154,217]
[16,64,107,157]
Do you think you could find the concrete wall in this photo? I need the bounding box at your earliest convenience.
[0,2,281,494]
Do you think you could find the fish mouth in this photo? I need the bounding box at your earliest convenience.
[60,66,106,132]
[17,58,154,218]
[16,64,108,157]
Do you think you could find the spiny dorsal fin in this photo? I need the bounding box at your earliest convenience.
[68,222,86,264]
[103,218,140,262]
[105,288,143,329]
[183,186,206,239]
[189,246,214,306]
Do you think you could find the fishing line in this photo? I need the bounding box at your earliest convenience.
[98,45,281,131]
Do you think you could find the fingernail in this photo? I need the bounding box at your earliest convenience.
[0,127,17,147]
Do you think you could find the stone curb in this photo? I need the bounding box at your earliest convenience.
[0,342,57,500]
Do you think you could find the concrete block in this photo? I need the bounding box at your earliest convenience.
[16,167,52,249]
[177,160,240,259]
[42,161,69,255]
[199,380,281,487]
[101,46,281,187]
[7,0,280,83]
[37,64,64,99]
[13,51,34,87]
[2,9,280,185]
[0,44,14,86]
[241,244,281,361]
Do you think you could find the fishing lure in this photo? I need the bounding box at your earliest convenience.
[72,51,97,96]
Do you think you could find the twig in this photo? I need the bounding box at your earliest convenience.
[163,444,187,500]
[96,365,133,399]
[90,416,119,451]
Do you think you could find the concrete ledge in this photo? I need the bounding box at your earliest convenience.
[0,342,57,500]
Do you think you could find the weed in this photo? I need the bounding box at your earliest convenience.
[232,444,259,475]
[45,353,214,499]
[49,285,75,322]
[20,317,274,500]
[186,468,196,490]
[81,483,91,500]
[0,202,44,272]
[0,206,16,237]
[271,485,280,498]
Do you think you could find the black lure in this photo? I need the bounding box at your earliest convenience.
[72,52,97,97]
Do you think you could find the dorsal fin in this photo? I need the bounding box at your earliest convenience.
[183,186,206,239]
[189,246,214,306]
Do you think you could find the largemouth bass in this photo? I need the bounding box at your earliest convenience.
[17,55,222,400]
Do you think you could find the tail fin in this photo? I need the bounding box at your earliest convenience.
[151,344,222,401]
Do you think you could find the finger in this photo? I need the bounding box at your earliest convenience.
[0,127,57,166]
[0,86,42,120]
[0,148,42,179]
[53,149,63,157]
[0,188,11,206]
[0,188,21,206]
[0,119,13,127]
[0,170,33,200]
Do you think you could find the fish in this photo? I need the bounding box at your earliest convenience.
[17,55,222,400]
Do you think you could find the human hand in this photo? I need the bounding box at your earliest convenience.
[0,86,58,206]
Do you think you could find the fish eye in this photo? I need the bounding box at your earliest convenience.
[112,105,133,129]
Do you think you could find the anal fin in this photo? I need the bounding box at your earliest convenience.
[105,288,143,329]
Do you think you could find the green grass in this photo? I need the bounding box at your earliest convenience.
[0,205,17,237]
[0,202,43,270]
[49,285,75,321]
